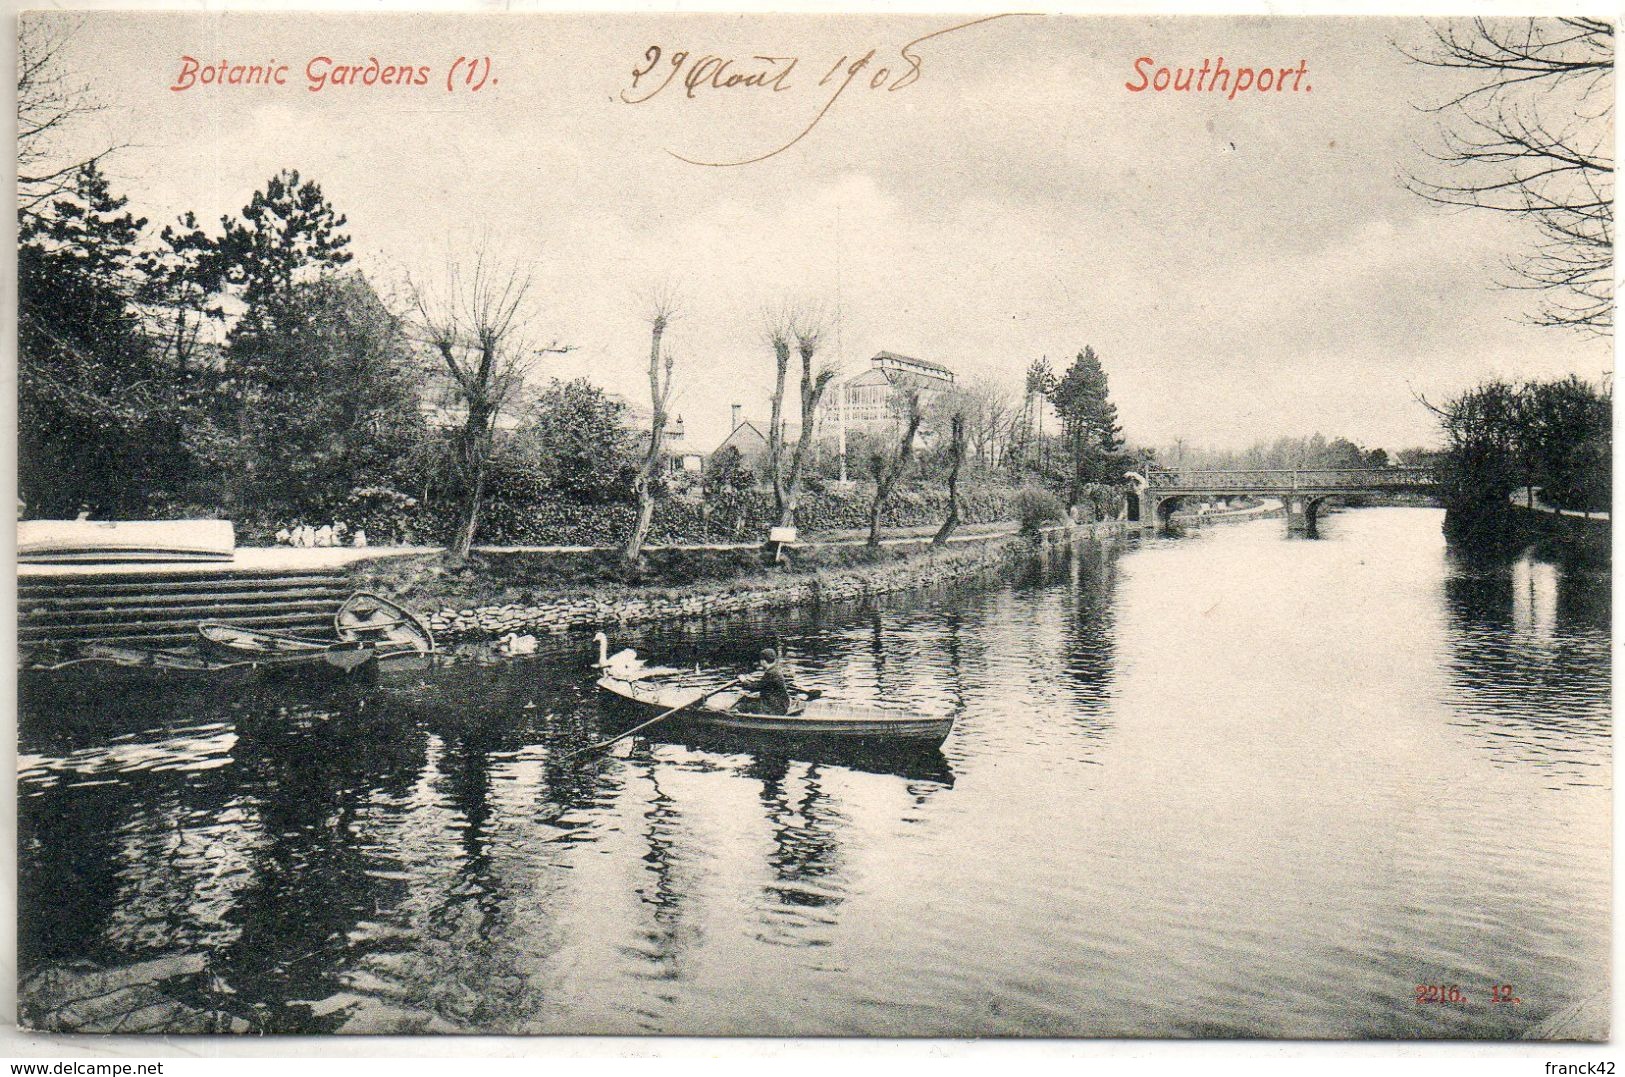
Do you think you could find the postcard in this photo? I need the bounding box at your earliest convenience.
[13,8,1613,1043]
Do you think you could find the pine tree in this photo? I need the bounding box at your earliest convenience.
[220,169,353,333]
[1048,346,1123,495]
[18,164,193,516]
[215,170,357,512]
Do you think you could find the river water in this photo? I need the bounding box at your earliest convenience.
[18,508,1611,1038]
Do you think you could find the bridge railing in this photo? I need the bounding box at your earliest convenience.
[1144,467,1437,491]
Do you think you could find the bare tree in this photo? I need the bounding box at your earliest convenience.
[867,386,925,548]
[1402,18,1614,335]
[778,309,837,528]
[17,16,122,223]
[763,311,792,518]
[964,376,1019,470]
[624,295,679,566]
[933,407,968,546]
[411,249,570,557]
[1011,358,1056,477]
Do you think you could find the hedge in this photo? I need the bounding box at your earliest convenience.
[249,474,1122,549]
[462,483,1020,547]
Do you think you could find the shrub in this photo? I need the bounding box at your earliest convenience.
[336,486,422,545]
[1013,486,1065,535]
[1074,482,1125,523]
[255,475,1025,548]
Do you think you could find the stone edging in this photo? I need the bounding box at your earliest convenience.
[425,522,1125,641]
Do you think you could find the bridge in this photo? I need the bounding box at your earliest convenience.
[1125,467,1441,534]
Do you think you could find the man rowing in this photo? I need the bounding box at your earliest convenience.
[737,646,794,715]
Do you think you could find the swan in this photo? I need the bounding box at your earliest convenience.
[499,632,539,656]
[593,631,640,670]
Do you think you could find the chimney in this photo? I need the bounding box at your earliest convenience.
[730,404,741,431]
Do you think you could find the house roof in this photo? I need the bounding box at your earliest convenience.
[844,368,893,388]
[714,420,801,455]
[873,350,953,377]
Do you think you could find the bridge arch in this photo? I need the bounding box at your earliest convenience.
[1134,466,1440,538]
[1304,494,1343,533]
[1154,494,1192,526]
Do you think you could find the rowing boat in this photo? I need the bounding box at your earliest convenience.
[29,643,255,681]
[336,592,435,653]
[21,641,372,689]
[197,621,338,658]
[18,519,235,563]
[595,672,955,749]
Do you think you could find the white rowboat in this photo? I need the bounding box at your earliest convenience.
[595,673,954,749]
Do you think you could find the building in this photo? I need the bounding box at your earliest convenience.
[816,350,959,439]
[665,416,705,474]
[713,352,957,480]
[713,404,800,475]
[605,394,703,475]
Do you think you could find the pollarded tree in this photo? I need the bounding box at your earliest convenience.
[778,309,837,528]
[932,407,968,546]
[763,312,793,518]
[413,249,572,557]
[624,295,679,566]
[867,386,925,547]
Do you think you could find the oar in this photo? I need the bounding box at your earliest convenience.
[568,678,742,763]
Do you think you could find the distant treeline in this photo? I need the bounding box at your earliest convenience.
[1142,434,1437,473]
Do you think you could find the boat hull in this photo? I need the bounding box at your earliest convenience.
[596,675,954,749]
[22,641,380,697]
[336,592,435,653]
[18,520,235,563]
[197,622,335,658]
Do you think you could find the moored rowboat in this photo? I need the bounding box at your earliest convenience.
[18,520,235,563]
[336,592,435,653]
[23,641,374,688]
[198,621,338,657]
[596,673,954,749]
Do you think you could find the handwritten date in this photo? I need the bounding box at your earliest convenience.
[620,14,1015,167]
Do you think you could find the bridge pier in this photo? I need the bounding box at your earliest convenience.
[1131,468,1438,540]
[1283,494,1309,534]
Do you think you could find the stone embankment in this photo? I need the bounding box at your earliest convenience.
[422,522,1124,642]
[1171,498,1282,527]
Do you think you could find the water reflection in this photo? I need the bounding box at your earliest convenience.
[622,753,702,984]
[1440,546,1610,789]
[1511,555,1561,639]
[751,756,847,919]
[17,513,1610,1038]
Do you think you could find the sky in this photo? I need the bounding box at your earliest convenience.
[28,10,1615,454]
